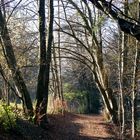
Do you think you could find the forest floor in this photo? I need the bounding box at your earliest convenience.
[0,113,122,140]
[47,113,119,140]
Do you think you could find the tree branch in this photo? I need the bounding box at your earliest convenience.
[85,0,140,40]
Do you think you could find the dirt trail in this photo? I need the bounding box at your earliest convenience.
[48,113,118,140]
[0,113,119,140]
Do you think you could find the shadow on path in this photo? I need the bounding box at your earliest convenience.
[47,113,119,140]
[0,113,119,140]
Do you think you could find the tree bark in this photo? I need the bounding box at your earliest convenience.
[35,0,54,126]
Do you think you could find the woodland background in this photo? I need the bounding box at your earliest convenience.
[0,0,140,139]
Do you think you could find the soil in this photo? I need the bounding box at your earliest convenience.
[47,113,119,140]
[0,113,120,140]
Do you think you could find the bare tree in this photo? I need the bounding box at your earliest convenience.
[63,0,118,123]
[35,0,54,126]
[0,2,33,116]
[131,0,140,138]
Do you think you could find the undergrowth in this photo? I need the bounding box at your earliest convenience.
[0,101,16,131]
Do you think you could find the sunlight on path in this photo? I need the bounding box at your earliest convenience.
[72,114,114,139]
[48,113,117,140]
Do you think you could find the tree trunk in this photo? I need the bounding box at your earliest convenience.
[118,31,125,136]
[35,0,54,127]
[131,41,138,138]
[93,69,118,124]
[35,0,47,125]
[57,0,64,112]
[0,9,33,116]
[131,1,140,137]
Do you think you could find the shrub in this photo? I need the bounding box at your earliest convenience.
[64,91,87,113]
[136,120,140,131]
[0,101,16,130]
[102,108,112,122]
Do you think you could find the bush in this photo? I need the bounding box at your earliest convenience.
[136,120,140,131]
[0,101,16,130]
[102,108,112,122]
[64,91,87,113]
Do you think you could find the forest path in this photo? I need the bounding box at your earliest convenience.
[0,112,119,140]
[48,113,119,140]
